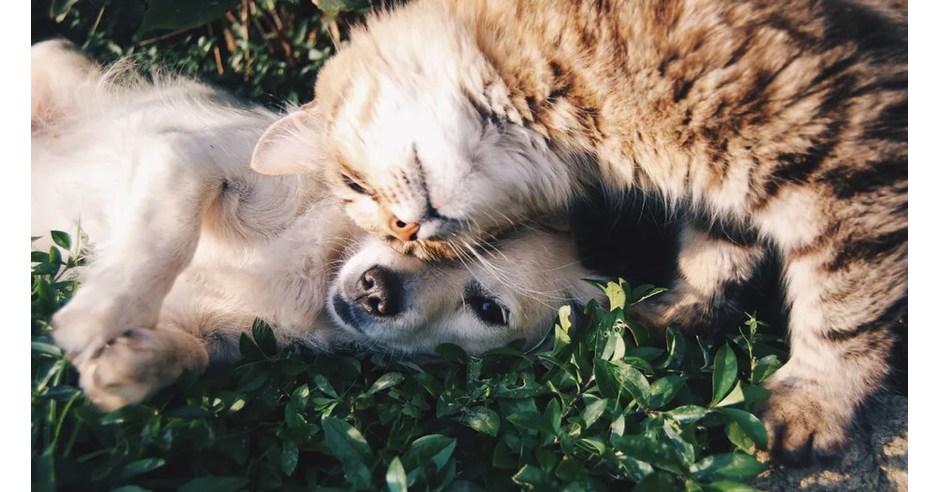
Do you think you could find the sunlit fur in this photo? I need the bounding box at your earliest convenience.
[32,40,603,410]
[255,0,907,464]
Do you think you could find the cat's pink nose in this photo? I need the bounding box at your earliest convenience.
[389,217,420,242]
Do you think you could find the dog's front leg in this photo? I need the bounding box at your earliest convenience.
[52,138,218,367]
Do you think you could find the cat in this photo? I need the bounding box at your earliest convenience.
[250,0,908,465]
[32,40,602,410]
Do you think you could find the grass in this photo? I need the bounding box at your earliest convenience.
[32,1,788,490]
[32,231,786,491]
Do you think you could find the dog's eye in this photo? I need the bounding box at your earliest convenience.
[467,295,509,326]
[342,174,369,195]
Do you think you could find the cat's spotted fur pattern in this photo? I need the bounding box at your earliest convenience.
[251,0,907,465]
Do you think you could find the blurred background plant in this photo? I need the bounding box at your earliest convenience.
[32,0,377,106]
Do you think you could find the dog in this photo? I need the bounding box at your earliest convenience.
[31,40,603,410]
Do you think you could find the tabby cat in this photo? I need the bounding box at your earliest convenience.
[251,0,908,464]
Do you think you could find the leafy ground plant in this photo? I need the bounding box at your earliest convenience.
[32,231,787,491]
[33,0,371,105]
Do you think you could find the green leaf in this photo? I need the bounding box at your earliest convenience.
[386,457,408,492]
[602,279,628,310]
[710,345,738,406]
[512,465,554,488]
[50,230,71,250]
[751,355,782,384]
[600,330,626,361]
[314,374,339,398]
[618,456,655,482]
[716,408,768,450]
[460,406,500,437]
[648,376,686,409]
[165,405,210,419]
[435,343,468,363]
[251,319,278,356]
[401,434,457,474]
[581,397,607,430]
[690,453,767,482]
[546,398,562,433]
[312,0,370,18]
[553,305,574,353]
[741,384,771,403]
[596,360,650,407]
[179,477,249,492]
[704,481,759,492]
[120,457,165,479]
[724,420,755,453]
[663,326,686,369]
[238,333,265,360]
[714,381,745,408]
[32,341,63,357]
[139,0,240,35]
[630,285,668,305]
[555,456,588,481]
[577,437,606,455]
[666,405,710,425]
[49,0,80,21]
[281,440,299,476]
[368,372,405,395]
[663,419,696,466]
[48,246,62,267]
[322,417,375,489]
[506,412,553,435]
[612,434,686,475]
[633,471,681,492]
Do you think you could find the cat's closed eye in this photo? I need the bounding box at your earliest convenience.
[342,174,370,195]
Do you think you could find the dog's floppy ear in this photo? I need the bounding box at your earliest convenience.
[251,101,325,176]
[32,40,96,132]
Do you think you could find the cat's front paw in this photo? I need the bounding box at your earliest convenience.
[760,377,853,466]
[628,291,729,337]
[75,328,198,411]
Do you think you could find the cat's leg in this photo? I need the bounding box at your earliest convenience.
[757,191,906,464]
[628,216,765,336]
[76,321,209,411]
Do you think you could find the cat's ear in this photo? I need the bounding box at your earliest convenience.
[251,101,325,176]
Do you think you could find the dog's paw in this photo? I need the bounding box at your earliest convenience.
[760,378,853,466]
[52,290,154,363]
[75,328,187,411]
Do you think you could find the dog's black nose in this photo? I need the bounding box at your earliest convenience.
[353,266,402,317]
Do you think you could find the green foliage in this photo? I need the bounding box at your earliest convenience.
[33,0,372,105]
[32,238,786,490]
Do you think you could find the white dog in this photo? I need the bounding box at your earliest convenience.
[31,40,602,410]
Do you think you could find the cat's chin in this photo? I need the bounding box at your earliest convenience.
[383,237,461,261]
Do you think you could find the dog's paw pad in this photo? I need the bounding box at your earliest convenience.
[77,328,179,411]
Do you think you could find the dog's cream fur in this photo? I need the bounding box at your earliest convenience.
[31,40,602,410]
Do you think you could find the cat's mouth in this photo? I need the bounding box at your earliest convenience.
[383,236,460,261]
